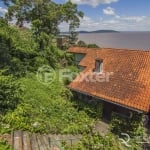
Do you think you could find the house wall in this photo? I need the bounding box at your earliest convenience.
[102,101,134,121]
[74,91,136,121]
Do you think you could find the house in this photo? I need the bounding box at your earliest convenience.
[67,47,150,121]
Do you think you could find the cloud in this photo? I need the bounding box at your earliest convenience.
[103,7,115,15]
[77,15,150,31]
[69,0,118,7]
[119,16,147,22]
[57,1,150,31]
[59,15,150,31]
[0,7,7,16]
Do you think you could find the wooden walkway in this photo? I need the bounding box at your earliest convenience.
[1,131,82,150]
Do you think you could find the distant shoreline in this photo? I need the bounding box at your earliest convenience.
[61,30,119,34]
[61,31,150,34]
[78,30,119,34]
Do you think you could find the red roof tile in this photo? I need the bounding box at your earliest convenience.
[67,47,150,113]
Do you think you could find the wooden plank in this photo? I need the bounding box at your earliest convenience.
[30,134,39,150]
[9,131,82,150]
[13,131,23,150]
[42,135,50,150]
[36,134,46,150]
[50,134,62,149]
[22,132,31,150]
[11,131,14,148]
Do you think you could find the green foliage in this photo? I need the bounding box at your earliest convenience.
[0,74,94,134]
[0,19,38,76]
[0,140,12,150]
[0,18,70,76]
[0,20,13,68]
[4,0,83,50]
[63,132,127,150]
[87,44,99,48]
[60,65,80,85]
[77,40,87,47]
[76,40,100,48]
[63,132,142,150]
[0,71,23,114]
[72,94,103,119]
[110,112,144,137]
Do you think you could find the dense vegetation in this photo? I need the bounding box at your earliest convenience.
[0,1,144,149]
[77,40,100,48]
[0,74,94,134]
[63,132,142,150]
[0,71,22,114]
[110,112,144,137]
[0,140,12,150]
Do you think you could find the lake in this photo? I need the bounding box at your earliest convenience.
[78,32,150,50]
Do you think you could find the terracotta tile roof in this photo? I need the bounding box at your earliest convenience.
[67,47,150,113]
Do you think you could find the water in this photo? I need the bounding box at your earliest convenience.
[78,32,150,50]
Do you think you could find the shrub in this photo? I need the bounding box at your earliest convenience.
[0,19,38,76]
[0,140,11,150]
[77,40,87,47]
[87,44,99,48]
[110,112,144,137]
[72,92,103,119]
[0,71,23,114]
[63,132,126,150]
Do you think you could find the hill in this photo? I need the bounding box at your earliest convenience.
[79,30,119,33]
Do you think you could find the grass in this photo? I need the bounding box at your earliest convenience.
[0,73,94,134]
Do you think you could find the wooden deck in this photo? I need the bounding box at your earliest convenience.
[1,131,82,150]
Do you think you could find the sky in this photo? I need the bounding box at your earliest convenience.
[0,0,150,31]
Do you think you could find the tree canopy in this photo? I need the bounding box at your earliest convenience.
[2,0,83,49]
[3,0,83,33]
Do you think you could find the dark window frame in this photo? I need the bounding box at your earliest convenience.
[94,59,103,73]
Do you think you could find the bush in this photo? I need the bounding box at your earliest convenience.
[0,140,11,150]
[63,132,126,150]
[77,40,87,47]
[63,131,142,150]
[110,112,144,137]
[72,93,103,119]
[0,19,38,76]
[87,44,99,48]
[0,71,23,114]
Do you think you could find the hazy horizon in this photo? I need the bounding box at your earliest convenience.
[78,32,150,50]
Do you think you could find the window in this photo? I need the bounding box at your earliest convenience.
[94,59,103,73]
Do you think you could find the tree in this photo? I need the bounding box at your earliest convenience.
[77,40,87,47]
[0,17,38,76]
[87,44,99,48]
[3,0,83,50]
[0,18,11,68]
